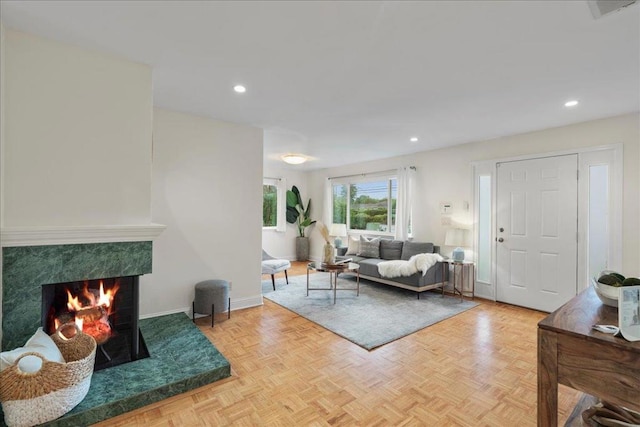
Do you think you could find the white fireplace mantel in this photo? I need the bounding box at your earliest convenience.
[0,224,167,247]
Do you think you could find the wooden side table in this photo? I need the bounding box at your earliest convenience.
[441,260,475,301]
[537,287,640,426]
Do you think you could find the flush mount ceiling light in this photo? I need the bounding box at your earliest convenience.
[410,137,419,142]
[233,84,246,93]
[281,154,307,165]
[564,100,579,107]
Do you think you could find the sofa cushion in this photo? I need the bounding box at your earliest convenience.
[358,236,380,258]
[345,236,360,256]
[380,240,404,260]
[356,258,385,277]
[339,255,366,263]
[401,241,434,260]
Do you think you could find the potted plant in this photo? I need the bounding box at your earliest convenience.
[286,185,316,260]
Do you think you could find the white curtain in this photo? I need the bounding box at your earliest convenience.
[395,166,416,240]
[276,177,287,232]
[323,177,332,227]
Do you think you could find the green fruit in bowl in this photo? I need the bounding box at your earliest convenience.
[598,274,623,287]
[609,272,626,282]
[593,272,639,307]
[622,277,640,286]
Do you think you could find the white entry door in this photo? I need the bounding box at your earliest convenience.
[496,155,578,312]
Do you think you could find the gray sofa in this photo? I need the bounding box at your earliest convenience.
[337,239,448,297]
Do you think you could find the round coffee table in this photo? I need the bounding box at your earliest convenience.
[306,261,360,304]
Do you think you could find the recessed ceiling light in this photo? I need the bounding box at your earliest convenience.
[281,154,307,165]
[410,137,419,142]
[564,100,579,107]
[233,85,246,93]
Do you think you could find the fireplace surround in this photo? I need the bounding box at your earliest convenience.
[1,234,231,425]
[2,241,152,351]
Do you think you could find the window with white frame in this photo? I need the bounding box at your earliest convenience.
[263,178,283,229]
[331,175,398,233]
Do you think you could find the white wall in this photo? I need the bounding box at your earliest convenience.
[0,29,265,318]
[1,29,153,227]
[0,29,155,337]
[140,108,263,316]
[309,113,640,277]
[261,165,309,260]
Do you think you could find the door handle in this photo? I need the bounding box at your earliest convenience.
[498,237,504,243]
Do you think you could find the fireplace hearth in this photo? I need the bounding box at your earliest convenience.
[42,275,149,371]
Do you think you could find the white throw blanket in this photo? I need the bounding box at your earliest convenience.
[377,253,444,278]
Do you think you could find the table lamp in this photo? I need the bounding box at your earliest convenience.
[445,228,470,262]
[330,224,348,248]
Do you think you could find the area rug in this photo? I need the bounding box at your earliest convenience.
[262,274,478,350]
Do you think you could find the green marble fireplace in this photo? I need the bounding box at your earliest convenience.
[1,241,231,426]
[2,241,152,350]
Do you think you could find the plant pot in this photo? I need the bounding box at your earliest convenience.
[295,236,310,261]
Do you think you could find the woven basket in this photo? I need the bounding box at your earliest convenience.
[0,325,97,427]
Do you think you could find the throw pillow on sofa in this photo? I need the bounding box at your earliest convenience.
[345,236,360,256]
[358,236,381,258]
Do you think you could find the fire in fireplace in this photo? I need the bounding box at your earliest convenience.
[42,275,149,371]
[56,280,118,344]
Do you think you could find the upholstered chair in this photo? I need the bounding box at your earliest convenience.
[261,249,291,290]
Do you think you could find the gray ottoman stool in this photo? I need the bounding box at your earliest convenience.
[193,279,231,327]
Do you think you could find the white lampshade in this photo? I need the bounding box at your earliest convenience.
[445,228,470,262]
[330,224,347,237]
[330,223,347,248]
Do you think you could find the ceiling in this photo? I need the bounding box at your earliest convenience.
[1,1,639,171]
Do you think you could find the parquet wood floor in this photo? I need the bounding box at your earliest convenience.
[95,262,581,426]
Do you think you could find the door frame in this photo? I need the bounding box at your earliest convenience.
[471,143,623,301]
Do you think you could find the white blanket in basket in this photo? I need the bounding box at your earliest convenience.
[377,253,444,278]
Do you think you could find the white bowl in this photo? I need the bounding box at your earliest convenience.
[592,278,619,307]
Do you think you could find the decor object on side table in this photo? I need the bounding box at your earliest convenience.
[593,270,640,308]
[445,228,470,262]
[317,223,335,265]
[286,185,316,260]
[330,223,347,248]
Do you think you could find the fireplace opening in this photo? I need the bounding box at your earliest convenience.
[42,276,150,371]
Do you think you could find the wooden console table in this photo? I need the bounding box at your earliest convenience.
[537,287,640,426]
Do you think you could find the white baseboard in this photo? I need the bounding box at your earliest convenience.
[230,294,264,311]
[139,294,264,320]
